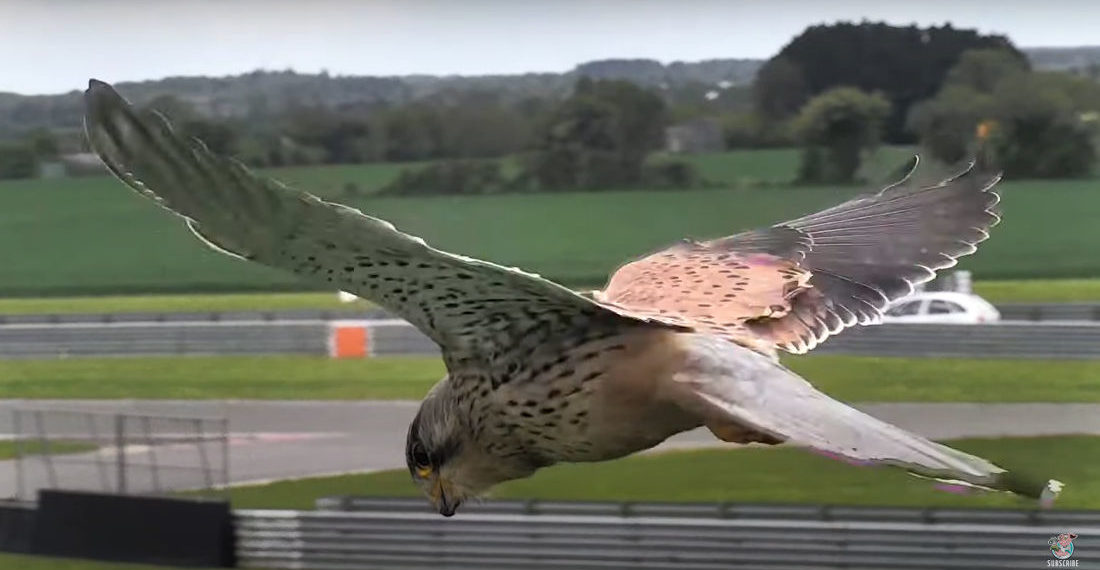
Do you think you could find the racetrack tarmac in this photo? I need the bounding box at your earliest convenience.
[2,400,1098,500]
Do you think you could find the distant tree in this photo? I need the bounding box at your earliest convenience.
[909,49,1027,164]
[574,59,667,84]
[436,97,532,159]
[576,78,668,159]
[525,79,668,190]
[382,104,444,162]
[756,22,1026,142]
[0,143,37,179]
[640,158,704,189]
[143,95,242,157]
[25,128,59,159]
[794,87,891,183]
[525,95,621,189]
[912,51,1098,177]
[283,105,378,164]
[233,134,278,167]
[908,85,994,164]
[984,73,1096,178]
[722,112,793,149]
[263,93,536,167]
[1030,70,1100,114]
[752,57,808,120]
[944,49,1030,94]
[182,119,240,156]
[380,160,508,196]
[144,94,198,123]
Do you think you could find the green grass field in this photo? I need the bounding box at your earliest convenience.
[1,354,1096,402]
[685,145,917,186]
[1,148,1098,297]
[0,291,372,315]
[221,435,1100,510]
[0,440,97,460]
[973,279,1100,303]
[263,161,419,196]
[0,554,190,570]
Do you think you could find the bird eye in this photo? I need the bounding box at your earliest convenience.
[412,444,431,469]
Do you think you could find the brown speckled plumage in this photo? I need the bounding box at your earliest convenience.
[83,79,1062,517]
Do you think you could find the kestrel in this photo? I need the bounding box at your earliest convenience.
[83,79,1061,517]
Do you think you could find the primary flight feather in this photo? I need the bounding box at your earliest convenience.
[83,79,1061,516]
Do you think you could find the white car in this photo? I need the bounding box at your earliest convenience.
[880,291,1001,324]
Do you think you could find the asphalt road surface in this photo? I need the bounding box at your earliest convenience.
[2,400,1098,500]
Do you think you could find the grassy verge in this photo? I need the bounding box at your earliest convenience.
[0,356,444,400]
[685,145,916,187]
[0,554,190,570]
[974,279,1100,303]
[0,440,98,460]
[221,436,1100,510]
[782,355,1100,403]
[0,354,1096,402]
[0,292,372,315]
[2,277,1098,316]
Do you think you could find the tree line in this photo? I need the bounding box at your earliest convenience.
[747,22,1100,182]
[2,21,1098,186]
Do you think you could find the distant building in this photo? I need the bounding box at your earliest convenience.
[37,161,66,179]
[59,153,108,177]
[665,119,724,154]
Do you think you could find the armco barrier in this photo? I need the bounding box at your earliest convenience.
[4,497,1097,569]
[813,321,1100,358]
[233,498,1100,569]
[997,303,1100,322]
[0,320,328,359]
[315,320,1100,360]
[1,319,1099,359]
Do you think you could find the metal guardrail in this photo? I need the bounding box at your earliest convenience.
[814,321,1100,359]
[235,498,1100,569]
[311,496,1100,525]
[0,320,329,359]
[997,303,1100,322]
[1,303,1097,325]
[357,320,1100,359]
[1,319,1099,359]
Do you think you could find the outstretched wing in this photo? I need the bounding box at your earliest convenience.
[671,341,1062,505]
[83,79,682,358]
[598,158,1001,354]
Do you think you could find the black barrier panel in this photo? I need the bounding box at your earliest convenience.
[29,490,234,568]
[0,501,36,554]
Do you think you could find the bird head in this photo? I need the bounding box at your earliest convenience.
[405,378,535,516]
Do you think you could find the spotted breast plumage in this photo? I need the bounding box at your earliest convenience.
[82,79,1062,517]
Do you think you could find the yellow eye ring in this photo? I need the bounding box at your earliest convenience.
[416,466,432,478]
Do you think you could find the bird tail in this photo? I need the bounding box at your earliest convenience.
[677,337,1065,508]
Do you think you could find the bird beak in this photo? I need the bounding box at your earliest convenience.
[432,477,461,517]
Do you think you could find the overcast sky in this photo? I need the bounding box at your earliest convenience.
[3,0,1098,95]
